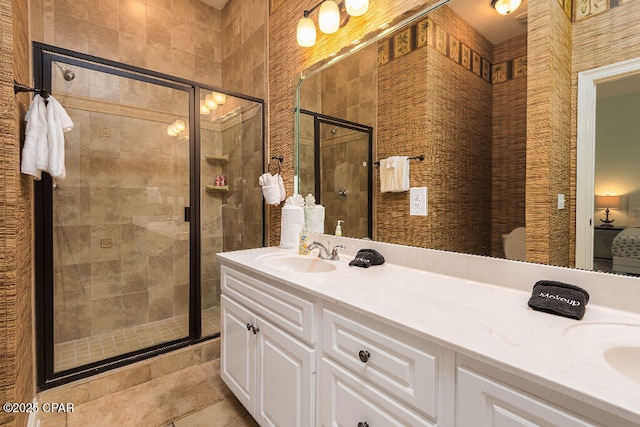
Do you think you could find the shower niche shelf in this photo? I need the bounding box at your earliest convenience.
[205,154,229,163]
[205,185,229,193]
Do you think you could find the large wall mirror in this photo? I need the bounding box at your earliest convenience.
[294,0,640,278]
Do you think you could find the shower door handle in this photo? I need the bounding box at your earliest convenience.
[184,206,190,222]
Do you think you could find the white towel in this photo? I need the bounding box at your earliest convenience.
[46,96,74,182]
[21,94,48,179]
[280,205,305,249]
[21,94,74,182]
[304,205,325,233]
[276,173,286,201]
[380,156,410,193]
[259,173,281,205]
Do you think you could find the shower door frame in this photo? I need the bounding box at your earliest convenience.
[300,109,374,238]
[32,43,266,390]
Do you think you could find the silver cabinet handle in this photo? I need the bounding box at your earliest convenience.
[358,422,369,427]
[246,323,259,334]
[246,323,252,331]
[358,350,370,362]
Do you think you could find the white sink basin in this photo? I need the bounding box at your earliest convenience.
[604,346,640,384]
[564,323,640,383]
[257,254,337,273]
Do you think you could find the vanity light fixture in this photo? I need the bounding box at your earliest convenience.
[490,0,522,15]
[297,0,369,47]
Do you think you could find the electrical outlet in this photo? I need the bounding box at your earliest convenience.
[410,187,428,216]
[100,238,113,248]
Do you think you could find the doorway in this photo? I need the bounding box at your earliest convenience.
[576,56,640,270]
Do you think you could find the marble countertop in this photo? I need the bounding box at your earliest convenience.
[218,244,640,424]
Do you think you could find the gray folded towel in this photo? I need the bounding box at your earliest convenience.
[527,280,590,320]
[349,249,385,268]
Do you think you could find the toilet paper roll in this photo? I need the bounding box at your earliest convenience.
[280,205,305,249]
[304,205,325,234]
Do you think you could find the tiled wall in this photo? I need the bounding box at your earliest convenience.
[34,0,223,85]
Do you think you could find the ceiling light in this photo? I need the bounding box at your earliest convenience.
[491,0,522,15]
[200,101,210,115]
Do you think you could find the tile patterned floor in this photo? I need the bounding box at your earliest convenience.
[55,306,221,371]
[39,359,258,427]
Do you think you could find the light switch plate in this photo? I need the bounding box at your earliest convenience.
[410,187,428,216]
[558,193,565,210]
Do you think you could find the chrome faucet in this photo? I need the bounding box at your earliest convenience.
[308,242,345,261]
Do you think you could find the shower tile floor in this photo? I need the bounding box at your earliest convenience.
[55,307,220,372]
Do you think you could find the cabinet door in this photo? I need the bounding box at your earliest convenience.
[221,295,256,414]
[321,358,435,427]
[255,317,316,427]
[456,367,598,427]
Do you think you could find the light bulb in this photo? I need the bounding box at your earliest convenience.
[174,120,185,132]
[297,17,316,47]
[167,125,178,136]
[205,95,217,109]
[491,0,522,15]
[200,101,210,115]
[345,0,368,16]
[213,92,227,104]
[318,1,340,34]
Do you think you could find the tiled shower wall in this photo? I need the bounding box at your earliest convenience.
[298,44,377,237]
[52,96,192,343]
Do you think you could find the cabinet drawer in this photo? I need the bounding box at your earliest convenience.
[222,266,315,344]
[456,367,597,427]
[323,308,439,418]
[321,358,435,427]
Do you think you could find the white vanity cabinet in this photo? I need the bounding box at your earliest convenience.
[220,266,316,427]
[320,306,454,427]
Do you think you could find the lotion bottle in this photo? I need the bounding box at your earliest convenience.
[335,220,344,236]
[299,226,310,255]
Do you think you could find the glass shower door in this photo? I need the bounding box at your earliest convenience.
[49,58,192,373]
[318,119,373,239]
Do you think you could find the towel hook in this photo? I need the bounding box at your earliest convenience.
[269,155,283,175]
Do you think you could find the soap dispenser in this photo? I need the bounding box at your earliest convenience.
[299,226,310,255]
[335,220,344,236]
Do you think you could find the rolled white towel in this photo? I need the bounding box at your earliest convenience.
[280,205,305,249]
[276,173,286,202]
[304,205,325,233]
[262,184,281,205]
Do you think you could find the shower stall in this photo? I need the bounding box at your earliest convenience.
[33,43,264,388]
[298,110,373,238]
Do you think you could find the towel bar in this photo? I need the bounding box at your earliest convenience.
[373,154,425,166]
